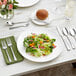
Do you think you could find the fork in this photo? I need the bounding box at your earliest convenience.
[7,21,29,26]
[69,28,76,41]
[62,27,75,49]
[6,38,17,61]
[9,22,29,30]
[1,40,11,62]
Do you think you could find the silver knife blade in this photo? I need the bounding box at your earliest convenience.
[56,26,63,36]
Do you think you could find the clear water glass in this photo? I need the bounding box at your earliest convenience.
[64,0,75,21]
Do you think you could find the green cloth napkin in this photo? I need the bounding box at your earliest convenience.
[0,36,24,65]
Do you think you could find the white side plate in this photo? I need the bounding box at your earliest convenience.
[30,12,51,26]
[16,0,40,7]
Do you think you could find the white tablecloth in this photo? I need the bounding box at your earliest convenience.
[0,0,76,76]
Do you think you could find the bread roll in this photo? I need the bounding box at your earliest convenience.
[36,9,48,20]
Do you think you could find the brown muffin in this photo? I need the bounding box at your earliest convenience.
[36,9,48,20]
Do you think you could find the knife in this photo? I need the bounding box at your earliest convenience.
[56,26,70,51]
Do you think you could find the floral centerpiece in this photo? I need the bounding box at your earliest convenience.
[0,0,18,19]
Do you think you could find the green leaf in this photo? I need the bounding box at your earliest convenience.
[1,9,6,15]
[52,39,56,42]
[50,46,54,49]
[13,5,18,9]
[51,39,56,43]
[26,47,37,54]
[13,0,19,4]
[26,47,31,52]
[50,48,52,52]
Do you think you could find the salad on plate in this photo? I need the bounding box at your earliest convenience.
[23,33,56,57]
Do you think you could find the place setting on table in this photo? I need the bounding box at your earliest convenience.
[0,0,76,65]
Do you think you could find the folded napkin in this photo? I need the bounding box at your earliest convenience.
[0,36,24,65]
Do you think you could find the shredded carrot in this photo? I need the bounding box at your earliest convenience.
[52,44,56,48]
[29,44,33,47]
[46,40,50,42]
[29,43,35,47]
[52,44,55,46]
[32,36,35,38]
[32,43,35,46]
[39,41,43,44]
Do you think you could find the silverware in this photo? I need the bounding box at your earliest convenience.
[62,27,75,49]
[6,38,17,61]
[56,26,70,51]
[69,28,76,41]
[1,40,11,62]
[73,27,76,34]
[9,23,29,30]
[6,21,29,26]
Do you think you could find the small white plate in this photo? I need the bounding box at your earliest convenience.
[30,11,51,25]
[17,28,63,62]
[16,0,40,7]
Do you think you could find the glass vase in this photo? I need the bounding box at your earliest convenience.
[0,0,14,20]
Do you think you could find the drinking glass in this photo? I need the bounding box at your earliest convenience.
[53,0,75,24]
[64,0,75,21]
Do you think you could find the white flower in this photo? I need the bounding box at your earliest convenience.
[2,4,5,9]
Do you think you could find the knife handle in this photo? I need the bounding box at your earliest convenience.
[61,36,70,51]
[67,36,75,49]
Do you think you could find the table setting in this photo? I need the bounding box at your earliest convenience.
[0,0,76,76]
